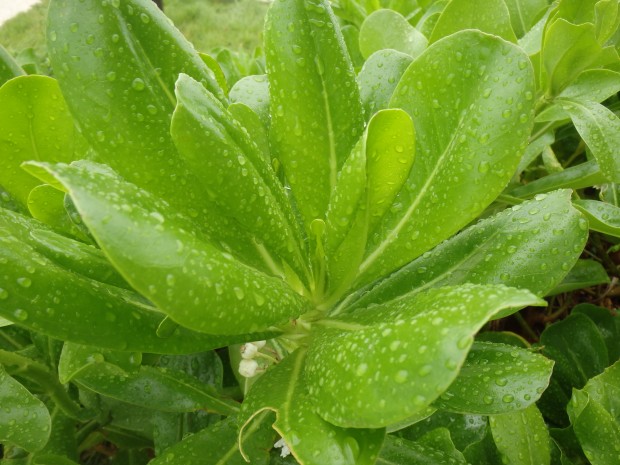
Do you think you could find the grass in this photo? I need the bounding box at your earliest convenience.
[0,0,268,64]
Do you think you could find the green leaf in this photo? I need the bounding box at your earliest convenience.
[430,0,518,43]
[239,350,385,465]
[0,207,244,354]
[397,410,488,451]
[58,342,141,384]
[377,434,468,465]
[462,427,504,465]
[171,73,309,282]
[489,404,551,465]
[573,304,620,363]
[47,0,224,218]
[567,361,620,465]
[0,365,51,452]
[306,284,544,428]
[548,259,611,295]
[434,342,553,414]
[265,0,364,230]
[27,160,309,335]
[508,160,607,197]
[0,75,79,208]
[349,190,587,311]
[0,44,25,86]
[516,130,555,175]
[229,75,270,128]
[542,19,605,96]
[560,99,620,183]
[541,313,609,393]
[71,360,238,416]
[150,416,273,465]
[594,0,620,44]
[228,103,271,164]
[573,199,620,237]
[358,9,428,60]
[27,185,89,242]
[359,30,535,285]
[503,0,548,38]
[357,49,413,119]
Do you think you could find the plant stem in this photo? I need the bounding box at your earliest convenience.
[514,312,539,342]
[0,349,91,421]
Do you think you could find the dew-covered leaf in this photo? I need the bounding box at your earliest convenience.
[58,342,141,384]
[69,359,238,415]
[489,404,551,465]
[0,44,25,86]
[357,49,413,119]
[265,0,364,230]
[228,103,271,163]
[358,30,535,285]
[430,0,517,43]
[240,350,385,465]
[377,434,468,465]
[150,416,273,465]
[0,75,79,208]
[560,99,620,183]
[229,74,270,127]
[306,285,544,428]
[434,342,553,414]
[0,207,250,353]
[548,259,611,296]
[572,304,620,363]
[171,74,309,282]
[349,190,586,311]
[358,9,428,59]
[567,361,620,465]
[0,366,51,452]
[26,160,309,336]
[574,199,620,237]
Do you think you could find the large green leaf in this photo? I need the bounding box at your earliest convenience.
[171,73,309,281]
[0,366,51,452]
[504,0,548,38]
[357,30,535,285]
[349,190,586,311]
[357,49,413,119]
[305,284,544,428]
[377,434,468,465]
[150,416,274,465]
[0,75,78,208]
[27,160,309,335]
[229,74,270,127]
[430,0,517,43]
[567,361,620,465]
[489,404,551,465]
[561,100,620,183]
[435,342,553,414]
[265,0,364,230]
[240,349,385,465]
[358,9,428,59]
[573,199,620,237]
[573,304,620,363]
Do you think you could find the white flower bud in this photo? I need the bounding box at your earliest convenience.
[274,438,291,457]
[252,340,267,349]
[238,359,259,378]
[241,343,259,359]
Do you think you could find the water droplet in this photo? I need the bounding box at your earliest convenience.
[356,363,368,376]
[105,312,117,322]
[106,71,116,81]
[166,274,175,286]
[506,245,517,254]
[132,78,146,91]
[140,13,150,23]
[483,395,494,405]
[495,377,508,386]
[17,277,32,288]
[394,370,408,383]
[502,394,514,403]
[0,289,8,300]
[70,22,79,32]
[13,309,28,321]
[478,161,489,173]
[234,287,245,300]
[418,364,432,376]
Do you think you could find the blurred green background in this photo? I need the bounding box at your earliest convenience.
[0,0,268,60]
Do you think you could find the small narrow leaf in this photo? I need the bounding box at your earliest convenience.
[548,259,611,295]
[0,366,51,452]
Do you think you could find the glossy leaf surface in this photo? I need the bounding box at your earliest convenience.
[358,9,428,59]
[306,285,544,428]
[435,342,553,414]
[359,30,536,285]
[377,434,467,465]
[265,0,364,229]
[150,416,273,465]
[0,366,51,452]
[0,75,77,208]
[548,259,611,295]
[351,190,586,310]
[503,0,548,38]
[229,75,270,127]
[28,160,309,335]
[430,0,517,43]
[567,361,620,465]
[240,350,385,465]
[573,199,620,237]
[489,404,551,465]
